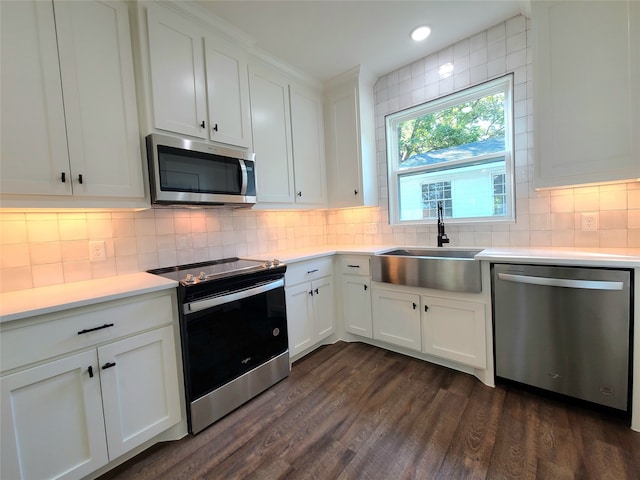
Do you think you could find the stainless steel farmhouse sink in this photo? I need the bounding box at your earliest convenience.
[371,248,483,293]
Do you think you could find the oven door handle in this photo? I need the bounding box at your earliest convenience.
[184,278,284,314]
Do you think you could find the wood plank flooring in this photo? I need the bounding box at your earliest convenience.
[99,341,640,480]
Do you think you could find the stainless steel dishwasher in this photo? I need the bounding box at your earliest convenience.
[492,263,632,411]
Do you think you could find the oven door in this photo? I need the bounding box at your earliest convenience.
[181,278,288,403]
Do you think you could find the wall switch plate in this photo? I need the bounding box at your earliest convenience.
[581,212,599,231]
[89,240,106,262]
[365,223,378,235]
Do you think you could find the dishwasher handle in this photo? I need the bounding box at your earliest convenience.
[497,272,624,291]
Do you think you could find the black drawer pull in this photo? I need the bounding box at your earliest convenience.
[102,362,116,370]
[413,303,417,309]
[347,264,360,268]
[363,284,368,291]
[88,366,94,378]
[307,269,319,274]
[77,323,114,335]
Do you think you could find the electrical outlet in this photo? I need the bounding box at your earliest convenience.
[581,212,599,231]
[89,240,106,262]
[365,223,378,235]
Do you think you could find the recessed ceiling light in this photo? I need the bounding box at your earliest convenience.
[411,25,431,42]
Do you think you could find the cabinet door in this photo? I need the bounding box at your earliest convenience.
[248,64,295,203]
[98,326,181,459]
[372,288,421,351]
[55,0,144,198]
[285,283,314,356]
[342,275,372,338]
[289,84,326,205]
[312,277,335,340]
[205,39,252,148]
[421,296,486,368]
[533,1,640,187]
[325,82,363,207]
[1,350,108,480]
[147,5,207,139]
[0,0,71,196]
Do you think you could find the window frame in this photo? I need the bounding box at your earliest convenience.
[385,74,515,226]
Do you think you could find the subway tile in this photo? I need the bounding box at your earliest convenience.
[1,220,28,244]
[599,190,627,210]
[63,261,92,283]
[27,220,59,242]
[61,240,90,262]
[1,244,30,268]
[600,229,627,248]
[0,267,33,292]
[29,242,62,265]
[32,263,64,288]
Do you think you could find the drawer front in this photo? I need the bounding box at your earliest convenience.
[285,257,333,286]
[1,293,175,373]
[341,255,370,276]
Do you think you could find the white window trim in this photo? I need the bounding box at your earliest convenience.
[386,75,515,226]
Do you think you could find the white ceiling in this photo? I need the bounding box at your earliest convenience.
[198,0,526,83]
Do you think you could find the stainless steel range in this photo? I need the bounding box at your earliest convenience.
[148,257,289,434]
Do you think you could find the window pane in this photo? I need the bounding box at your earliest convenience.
[398,158,505,221]
[397,93,505,170]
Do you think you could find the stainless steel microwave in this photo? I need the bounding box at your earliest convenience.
[146,134,256,206]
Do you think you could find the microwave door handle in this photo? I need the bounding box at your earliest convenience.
[239,159,248,195]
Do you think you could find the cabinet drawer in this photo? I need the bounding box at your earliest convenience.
[1,293,175,373]
[285,257,333,286]
[341,255,370,275]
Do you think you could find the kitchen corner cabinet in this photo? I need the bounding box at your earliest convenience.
[285,258,335,357]
[0,291,181,480]
[145,4,252,148]
[533,0,640,188]
[0,0,144,204]
[248,63,326,207]
[421,295,486,368]
[340,256,373,338]
[324,67,378,208]
[372,287,421,351]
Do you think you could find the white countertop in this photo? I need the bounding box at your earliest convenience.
[3,245,639,323]
[271,245,640,268]
[476,247,640,267]
[0,272,178,323]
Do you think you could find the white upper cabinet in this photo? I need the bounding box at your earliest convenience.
[1,0,144,204]
[289,83,327,205]
[56,0,143,198]
[248,63,295,203]
[248,62,326,207]
[0,1,69,196]
[533,0,640,188]
[324,66,378,208]
[145,4,252,148]
[205,39,252,148]
[146,5,207,139]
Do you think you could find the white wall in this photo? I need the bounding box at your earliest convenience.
[326,14,640,248]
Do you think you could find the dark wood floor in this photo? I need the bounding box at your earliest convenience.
[99,341,640,480]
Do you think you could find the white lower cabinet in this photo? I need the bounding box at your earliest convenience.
[285,258,335,357]
[0,292,182,480]
[98,326,181,459]
[421,296,487,368]
[342,275,372,338]
[372,287,421,352]
[0,351,108,480]
[340,255,373,338]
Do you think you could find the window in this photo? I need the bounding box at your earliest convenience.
[386,75,514,225]
[421,181,452,218]
[492,173,506,215]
